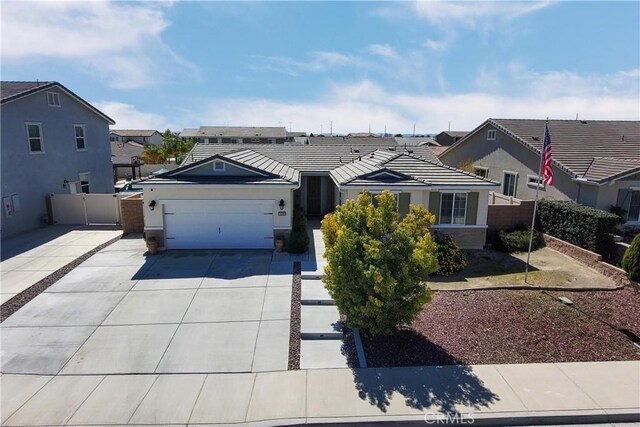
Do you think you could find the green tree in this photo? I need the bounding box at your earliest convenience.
[141,144,166,164]
[159,130,195,164]
[621,233,640,282]
[321,191,439,335]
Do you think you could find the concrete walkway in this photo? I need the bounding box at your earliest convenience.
[1,361,637,426]
[1,226,122,303]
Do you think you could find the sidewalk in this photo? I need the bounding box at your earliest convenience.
[1,226,122,303]
[2,361,638,426]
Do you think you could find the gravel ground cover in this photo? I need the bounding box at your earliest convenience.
[288,261,301,370]
[362,287,640,367]
[0,235,122,322]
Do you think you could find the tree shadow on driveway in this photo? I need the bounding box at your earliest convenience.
[351,331,499,414]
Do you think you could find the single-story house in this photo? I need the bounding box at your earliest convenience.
[139,143,499,250]
[110,129,162,146]
[439,119,640,223]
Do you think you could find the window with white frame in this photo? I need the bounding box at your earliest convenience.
[474,167,489,178]
[46,92,60,107]
[268,138,276,144]
[26,123,44,153]
[217,138,223,143]
[440,193,467,224]
[234,138,243,144]
[487,129,497,140]
[503,172,517,197]
[527,175,545,189]
[78,172,90,194]
[74,125,86,150]
[251,138,260,143]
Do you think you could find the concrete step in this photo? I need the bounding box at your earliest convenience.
[300,261,325,279]
[300,305,343,339]
[301,279,334,305]
[300,339,349,369]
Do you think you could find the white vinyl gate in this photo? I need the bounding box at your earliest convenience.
[50,193,125,225]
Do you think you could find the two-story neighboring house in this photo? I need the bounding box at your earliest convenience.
[1,81,115,238]
[110,129,162,146]
[179,126,288,144]
[439,119,640,223]
[434,131,469,147]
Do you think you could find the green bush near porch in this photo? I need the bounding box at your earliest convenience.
[492,227,544,253]
[431,234,468,276]
[321,191,439,335]
[287,208,309,253]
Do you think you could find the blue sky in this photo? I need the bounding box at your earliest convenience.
[2,1,639,134]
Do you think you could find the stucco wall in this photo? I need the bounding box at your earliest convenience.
[594,174,640,212]
[142,186,294,231]
[440,124,577,203]
[1,88,113,238]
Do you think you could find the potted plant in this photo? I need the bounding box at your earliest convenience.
[275,235,285,252]
[146,236,158,254]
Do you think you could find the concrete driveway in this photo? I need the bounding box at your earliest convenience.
[1,237,292,375]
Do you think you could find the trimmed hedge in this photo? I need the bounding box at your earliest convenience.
[432,234,468,276]
[536,199,618,256]
[492,227,543,253]
[621,233,640,282]
[287,208,309,253]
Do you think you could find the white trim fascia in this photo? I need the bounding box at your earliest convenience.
[338,184,499,191]
[139,183,298,189]
[572,177,600,186]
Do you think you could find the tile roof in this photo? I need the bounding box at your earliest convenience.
[439,131,469,138]
[110,129,159,137]
[111,141,144,164]
[490,119,640,183]
[331,150,499,188]
[145,149,299,186]
[0,81,115,124]
[179,126,287,139]
[181,143,440,172]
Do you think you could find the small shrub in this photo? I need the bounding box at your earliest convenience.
[621,233,640,282]
[493,227,543,253]
[537,199,618,255]
[287,208,309,253]
[432,234,468,276]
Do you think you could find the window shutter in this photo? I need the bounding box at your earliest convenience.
[398,193,410,217]
[465,192,479,225]
[428,192,440,223]
[616,189,632,220]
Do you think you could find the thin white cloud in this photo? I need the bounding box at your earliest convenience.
[413,1,552,28]
[255,51,359,76]
[94,102,171,130]
[368,44,400,60]
[1,1,198,89]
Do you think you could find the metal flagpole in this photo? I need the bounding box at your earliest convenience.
[524,118,548,283]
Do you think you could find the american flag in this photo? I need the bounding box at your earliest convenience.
[541,124,553,185]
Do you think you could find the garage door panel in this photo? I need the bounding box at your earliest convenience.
[163,200,275,250]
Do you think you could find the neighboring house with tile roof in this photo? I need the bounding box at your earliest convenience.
[439,119,640,222]
[0,81,115,238]
[179,126,289,144]
[140,143,498,250]
[435,131,469,146]
[110,129,162,146]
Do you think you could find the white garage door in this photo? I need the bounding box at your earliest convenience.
[163,200,274,249]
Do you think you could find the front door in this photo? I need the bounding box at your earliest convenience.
[307,176,322,215]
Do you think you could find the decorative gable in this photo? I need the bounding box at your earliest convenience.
[167,156,269,178]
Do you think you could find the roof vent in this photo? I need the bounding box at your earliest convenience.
[388,147,396,151]
[407,149,414,154]
[353,149,360,154]
[580,120,588,124]
[622,135,625,142]
[532,136,540,141]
